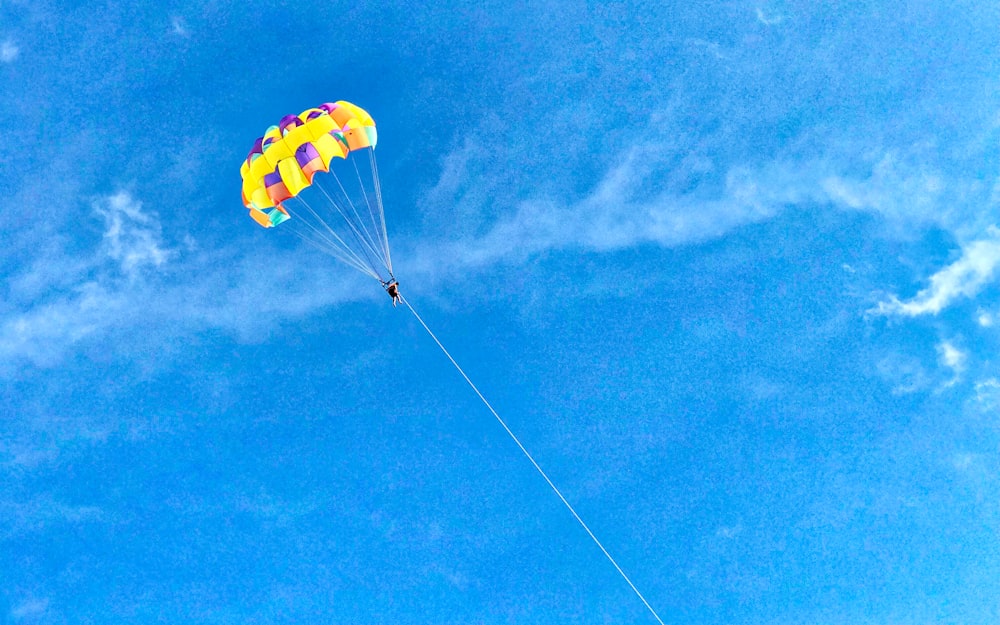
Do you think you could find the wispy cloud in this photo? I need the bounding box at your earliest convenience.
[761,132,996,241]
[936,340,967,387]
[410,94,999,290]
[0,192,170,366]
[874,227,1000,316]
[0,282,125,367]
[10,598,49,621]
[5,89,997,369]
[937,340,966,372]
[0,40,18,63]
[819,152,949,230]
[412,144,790,278]
[170,16,190,38]
[94,191,174,277]
[876,352,931,395]
[1,493,103,540]
[0,190,366,369]
[685,38,728,60]
[4,135,792,368]
[755,7,786,26]
[973,378,1000,412]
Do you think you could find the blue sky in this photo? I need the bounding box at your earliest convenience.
[2,1,1000,623]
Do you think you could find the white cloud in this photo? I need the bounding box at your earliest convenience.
[5,140,793,368]
[873,227,1000,316]
[937,341,966,370]
[94,191,173,277]
[413,114,998,292]
[415,146,788,277]
[820,151,949,230]
[0,188,373,369]
[715,524,743,539]
[171,16,190,38]
[0,282,125,366]
[936,340,966,387]
[685,38,728,60]
[876,353,931,395]
[0,192,179,366]
[755,8,786,26]
[0,40,18,63]
[10,598,49,621]
[0,195,162,363]
[1,493,103,540]
[952,452,976,471]
[405,76,1000,309]
[3,99,996,369]
[973,378,1000,412]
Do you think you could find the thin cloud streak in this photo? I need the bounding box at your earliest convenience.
[0,192,171,366]
[0,40,18,63]
[4,110,998,369]
[412,147,790,277]
[95,191,174,277]
[937,340,967,388]
[973,378,1000,412]
[755,8,786,26]
[0,282,125,367]
[874,228,1000,316]
[171,16,190,38]
[0,191,366,369]
[410,99,1000,291]
[10,598,49,621]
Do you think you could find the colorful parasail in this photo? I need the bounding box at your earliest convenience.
[240,100,394,284]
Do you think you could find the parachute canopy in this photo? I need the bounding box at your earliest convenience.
[240,100,393,282]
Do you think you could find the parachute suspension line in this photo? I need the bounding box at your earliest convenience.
[284,227,379,281]
[286,197,367,272]
[313,172,381,279]
[288,217,379,281]
[338,162,390,277]
[353,154,391,274]
[350,157,381,254]
[288,195,381,280]
[317,171,391,277]
[282,214,358,275]
[310,177,386,280]
[367,150,393,274]
[400,295,667,625]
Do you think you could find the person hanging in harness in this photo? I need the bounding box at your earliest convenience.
[384,279,401,307]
